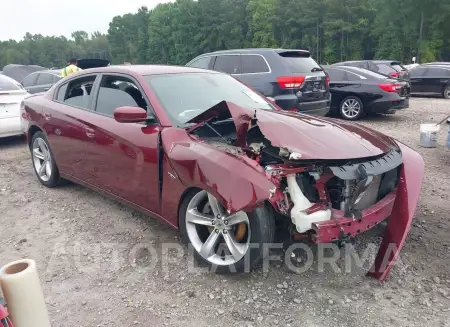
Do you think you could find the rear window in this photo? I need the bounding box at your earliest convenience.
[344,67,387,79]
[278,52,322,73]
[0,75,22,91]
[391,64,405,72]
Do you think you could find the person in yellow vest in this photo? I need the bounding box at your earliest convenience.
[61,58,82,78]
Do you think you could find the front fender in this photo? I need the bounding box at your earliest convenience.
[368,141,424,280]
[161,128,275,214]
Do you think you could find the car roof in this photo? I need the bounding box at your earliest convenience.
[335,60,401,64]
[77,65,220,76]
[196,48,311,57]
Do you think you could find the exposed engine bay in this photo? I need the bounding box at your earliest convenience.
[187,103,403,239]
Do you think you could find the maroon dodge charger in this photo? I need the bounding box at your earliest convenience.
[21,65,424,279]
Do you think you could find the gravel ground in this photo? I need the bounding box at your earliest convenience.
[1,97,450,327]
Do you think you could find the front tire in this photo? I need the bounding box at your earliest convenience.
[339,96,364,120]
[31,131,62,187]
[443,86,450,99]
[179,189,275,273]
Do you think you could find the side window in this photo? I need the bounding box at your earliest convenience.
[410,67,427,77]
[376,64,395,75]
[95,75,147,117]
[62,75,97,109]
[241,55,270,74]
[326,68,347,81]
[188,57,211,69]
[213,55,241,74]
[36,73,54,85]
[56,83,68,102]
[21,74,38,87]
[368,62,378,71]
[347,72,363,81]
[52,75,61,84]
[426,68,445,76]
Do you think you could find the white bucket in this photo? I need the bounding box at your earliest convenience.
[419,123,440,148]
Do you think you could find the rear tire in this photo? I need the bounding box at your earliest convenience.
[443,86,450,99]
[31,132,63,187]
[179,189,275,273]
[339,96,364,120]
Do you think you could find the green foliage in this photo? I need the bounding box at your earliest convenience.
[1,0,450,69]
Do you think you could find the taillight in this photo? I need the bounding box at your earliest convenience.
[389,71,400,78]
[379,83,402,92]
[277,76,306,89]
[325,75,330,86]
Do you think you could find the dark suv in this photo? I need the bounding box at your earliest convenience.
[186,49,330,116]
[332,60,409,81]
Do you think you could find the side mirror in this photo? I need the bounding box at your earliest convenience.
[114,106,148,123]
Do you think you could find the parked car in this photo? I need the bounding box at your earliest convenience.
[22,65,424,280]
[332,60,409,81]
[21,70,62,94]
[409,64,450,98]
[0,74,29,138]
[186,49,331,116]
[324,66,410,120]
[20,58,110,94]
[423,62,450,66]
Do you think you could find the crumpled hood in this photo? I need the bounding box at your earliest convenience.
[187,101,399,160]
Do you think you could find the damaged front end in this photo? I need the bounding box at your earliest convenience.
[184,101,424,280]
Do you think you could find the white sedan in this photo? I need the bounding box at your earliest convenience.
[0,74,29,138]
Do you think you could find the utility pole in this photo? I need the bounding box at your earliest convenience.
[316,20,320,63]
[418,10,424,63]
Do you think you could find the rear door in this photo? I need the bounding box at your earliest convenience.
[324,67,349,108]
[21,73,39,94]
[212,54,241,75]
[409,67,428,94]
[277,50,328,103]
[234,54,272,95]
[44,74,99,178]
[34,73,55,93]
[423,67,449,94]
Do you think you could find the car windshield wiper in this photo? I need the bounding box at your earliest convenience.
[311,67,323,72]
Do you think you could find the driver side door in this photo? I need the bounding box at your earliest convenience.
[82,73,161,214]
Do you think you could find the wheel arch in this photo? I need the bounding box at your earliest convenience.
[27,125,44,149]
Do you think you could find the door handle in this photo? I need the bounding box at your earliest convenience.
[439,79,448,83]
[44,87,50,91]
[85,128,95,138]
[43,112,52,120]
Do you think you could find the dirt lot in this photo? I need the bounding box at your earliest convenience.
[1,98,450,327]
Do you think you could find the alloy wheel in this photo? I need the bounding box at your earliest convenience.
[341,98,361,119]
[185,190,250,266]
[445,88,450,99]
[32,138,52,182]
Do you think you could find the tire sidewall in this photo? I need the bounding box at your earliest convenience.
[339,96,364,120]
[444,86,450,99]
[179,189,275,273]
[31,131,60,187]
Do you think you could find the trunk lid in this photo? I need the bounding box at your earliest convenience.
[0,91,26,118]
[276,50,328,103]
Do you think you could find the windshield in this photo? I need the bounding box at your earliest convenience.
[0,75,23,92]
[145,72,274,125]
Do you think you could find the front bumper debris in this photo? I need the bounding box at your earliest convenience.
[312,189,397,243]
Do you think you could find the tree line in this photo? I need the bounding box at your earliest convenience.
[1,0,450,69]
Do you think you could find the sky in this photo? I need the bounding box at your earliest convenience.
[0,0,172,41]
